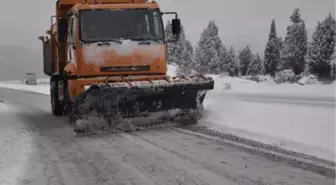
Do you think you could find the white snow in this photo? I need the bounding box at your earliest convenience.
[298,74,319,85]
[0,65,335,161]
[167,63,178,76]
[82,40,165,65]
[0,81,50,95]
[0,102,34,185]
[209,74,336,98]
[202,91,335,161]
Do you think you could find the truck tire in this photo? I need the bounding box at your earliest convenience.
[50,78,65,116]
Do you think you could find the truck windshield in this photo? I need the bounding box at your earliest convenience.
[79,9,164,42]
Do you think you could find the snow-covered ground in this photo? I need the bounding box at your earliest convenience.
[212,75,335,98]
[0,64,335,161]
[169,64,335,98]
[202,91,335,161]
[0,81,50,95]
[0,79,50,95]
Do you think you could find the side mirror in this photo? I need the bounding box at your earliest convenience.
[38,36,45,42]
[58,18,68,43]
[172,18,181,35]
[162,12,181,42]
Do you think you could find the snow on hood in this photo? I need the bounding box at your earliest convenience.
[167,63,178,76]
[82,39,165,65]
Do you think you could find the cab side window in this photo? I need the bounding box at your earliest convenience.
[67,16,77,63]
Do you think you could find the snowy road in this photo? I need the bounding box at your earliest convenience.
[0,87,334,185]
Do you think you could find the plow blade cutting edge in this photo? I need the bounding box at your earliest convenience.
[69,75,214,134]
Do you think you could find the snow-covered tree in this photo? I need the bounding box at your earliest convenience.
[309,13,336,79]
[280,8,308,75]
[238,45,253,76]
[330,50,336,79]
[277,37,284,71]
[176,39,194,76]
[164,21,176,65]
[264,19,281,76]
[223,46,239,76]
[277,36,284,49]
[304,40,313,74]
[218,46,228,74]
[247,53,264,75]
[164,21,194,75]
[308,22,324,76]
[195,20,223,74]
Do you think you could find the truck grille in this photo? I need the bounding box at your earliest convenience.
[100,65,150,72]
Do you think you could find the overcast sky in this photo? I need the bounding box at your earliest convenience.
[0,0,334,53]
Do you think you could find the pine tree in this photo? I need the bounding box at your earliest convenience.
[309,13,336,79]
[307,31,321,77]
[247,53,264,75]
[219,45,228,74]
[276,36,284,72]
[164,21,175,65]
[238,45,253,76]
[281,8,308,75]
[330,49,336,79]
[264,20,281,76]
[164,21,194,75]
[177,39,194,75]
[165,21,184,65]
[195,20,223,74]
[305,40,313,71]
[277,36,284,49]
[224,46,239,76]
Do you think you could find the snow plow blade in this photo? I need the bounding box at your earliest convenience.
[69,75,214,134]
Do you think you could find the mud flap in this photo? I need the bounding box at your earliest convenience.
[70,75,214,134]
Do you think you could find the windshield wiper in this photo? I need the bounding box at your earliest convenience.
[97,42,111,46]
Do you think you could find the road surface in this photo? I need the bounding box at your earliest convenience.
[0,87,334,185]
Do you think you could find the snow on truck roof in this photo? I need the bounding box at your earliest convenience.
[57,0,148,4]
[71,2,159,11]
[57,0,157,12]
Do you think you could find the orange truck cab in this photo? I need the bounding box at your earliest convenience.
[38,0,182,115]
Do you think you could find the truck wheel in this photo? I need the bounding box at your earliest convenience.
[50,79,65,116]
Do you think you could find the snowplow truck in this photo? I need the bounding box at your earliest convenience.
[38,0,214,134]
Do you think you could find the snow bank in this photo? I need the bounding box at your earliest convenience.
[298,75,319,85]
[209,74,335,98]
[202,91,336,161]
